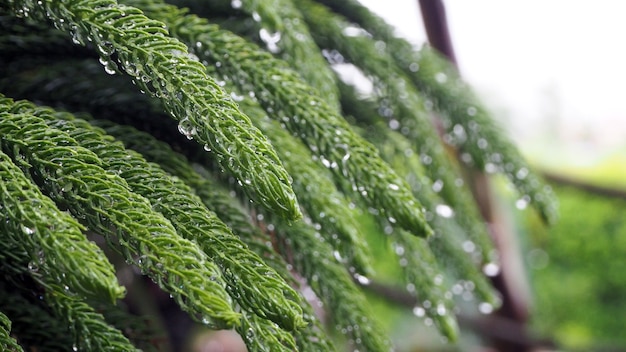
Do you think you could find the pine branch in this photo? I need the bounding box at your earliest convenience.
[359,117,500,308]
[0,281,73,351]
[46,285,138,351]
[0,148,124,303]
[3,0,302,221]
[297,0,495,263]
[0,274,137,351]
[237,310,298,352]
[181,0,341,109]
[96,301,167,351]
[272,217,393,352]
[32,106,305,331]
[0,103,240,329]
[314,0,557,225]
[95,121,339,352]
[124,0,433,239]
[0,311,22,352]
[233,95,373,274]
[338,81,495,265]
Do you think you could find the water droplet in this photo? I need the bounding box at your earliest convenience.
[259,28,282,53]
[177,117,196,140]
[231,0,242,9]
[354,274,370,285]
[388,119,400,130]
[478,302,494,314]
[435,72,447,83]
[230,91,244,101]
[342,26,370,37]
[485,163,498,173]
[462,240,476,253]
[252,11,261,22]
[432,179,444,193]
[436,303,447,316]
[394,245,405,256]
[409,62,419,72]
[477,138,488,149]
[467,106,477,116]
[516,167,529,180]
[21,225,35,235]
[388,183,400,191]
[516,195,530,210]
[412,306,425,317]
[333,250,343,262]
[435,204,454,218]
[28,261,39,272]
[483,262,500,277]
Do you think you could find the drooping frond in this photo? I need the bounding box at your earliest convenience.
[17,104,305,331]
[3,0,302,220]
[95,121,338,352]
[126,0,433,238]
[272,217,393,351]
[0,0,556,348]
[338,80,495,265]
[314,0,557,224]
[178,0,341,109]
[229,95,373,274]
[0,144,124,302]
[45,284,138,351]
[0,311,22,352]
[95,302,166,352]
[296,0,495,265]
[0,281,73,351]
[0,274,136,352]
[0,102,240,328]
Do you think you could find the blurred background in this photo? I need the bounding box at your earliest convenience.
[350,0,626,351]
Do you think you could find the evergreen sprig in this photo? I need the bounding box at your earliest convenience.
[96,121,338,352]
[0,146,124,302]
[29,107,305,331]
[0,104,240,329]
[314,0,557,224]
[0,311,22,352]
[0,0,555,349]
[185,0,340,109]
[126,0,434,238]
[3,0,302,220]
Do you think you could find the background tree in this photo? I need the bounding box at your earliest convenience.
[0,0,556,351]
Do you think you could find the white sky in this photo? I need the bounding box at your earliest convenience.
[358,0,626,156]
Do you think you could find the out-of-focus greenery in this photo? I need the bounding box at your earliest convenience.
[528,183,626,349]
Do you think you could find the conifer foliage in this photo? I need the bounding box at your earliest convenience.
[0,0,555,350]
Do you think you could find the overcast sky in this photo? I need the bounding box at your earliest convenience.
[358,0,626,154]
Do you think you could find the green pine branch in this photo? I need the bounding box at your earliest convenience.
[3,0,302,221]
[0,0,557,349]
[126,0,433,238]
[0,102,240,329]
[0,311,22,352]
[313,0,558,225]
[95,121,338,351]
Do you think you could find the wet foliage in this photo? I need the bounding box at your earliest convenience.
[0,0,555,350]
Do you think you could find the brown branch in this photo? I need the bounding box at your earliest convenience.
[359,279,555,350]
[542,171,626,199]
